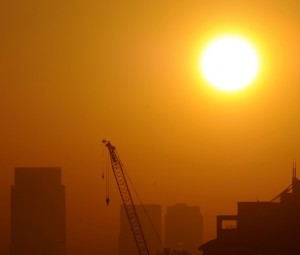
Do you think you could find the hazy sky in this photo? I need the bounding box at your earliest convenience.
[1,1,300,255]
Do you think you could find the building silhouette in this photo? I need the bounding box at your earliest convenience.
[165,203,203,255]
[158,248,191,255]
[200,165,300,255]
[119,204,162,255]
[10,167,66,255]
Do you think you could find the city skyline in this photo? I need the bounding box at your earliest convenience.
[4,164,299,255]
[1,0,300,255]
[5,166,205,255]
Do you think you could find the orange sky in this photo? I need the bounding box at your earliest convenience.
[0,1,300,255]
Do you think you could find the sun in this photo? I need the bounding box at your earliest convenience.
[201,36,259,91]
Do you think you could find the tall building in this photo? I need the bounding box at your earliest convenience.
[119,204,162,255]
[10,167,66,255]
[165,203,203,255]
[200,167,300,255]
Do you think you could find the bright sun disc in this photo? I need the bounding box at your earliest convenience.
[201,37,259,91]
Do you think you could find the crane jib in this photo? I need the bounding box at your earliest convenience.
[102,140,150,255]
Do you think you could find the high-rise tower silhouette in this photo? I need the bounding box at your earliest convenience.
[10,167,66,255]
[165,203,203,255]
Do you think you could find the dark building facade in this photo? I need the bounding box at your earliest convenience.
[165,203,203,255]
[159,248,191,255]
[119,204,162,255]
[10,167,66,255]
[200,168,300,255]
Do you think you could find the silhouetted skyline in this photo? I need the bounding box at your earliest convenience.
[7,167,204,255]
[1,1,300,255]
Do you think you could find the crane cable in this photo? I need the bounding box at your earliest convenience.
[106,147,110,205]
[116,151,165,252]
[102,143,110,206]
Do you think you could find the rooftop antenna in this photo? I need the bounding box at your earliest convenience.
[293,160,297,178]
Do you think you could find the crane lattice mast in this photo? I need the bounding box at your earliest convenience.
[102,140,150,255]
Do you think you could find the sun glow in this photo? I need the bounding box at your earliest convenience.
[201,36,259,91]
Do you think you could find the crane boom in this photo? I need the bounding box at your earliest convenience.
[102,140,150,255]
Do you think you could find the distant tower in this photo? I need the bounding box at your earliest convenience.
[10,167,66,255]
[165,203,203,255]
[119,204,162,255]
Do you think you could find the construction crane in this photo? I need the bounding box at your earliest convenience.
[102,139,150,255]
